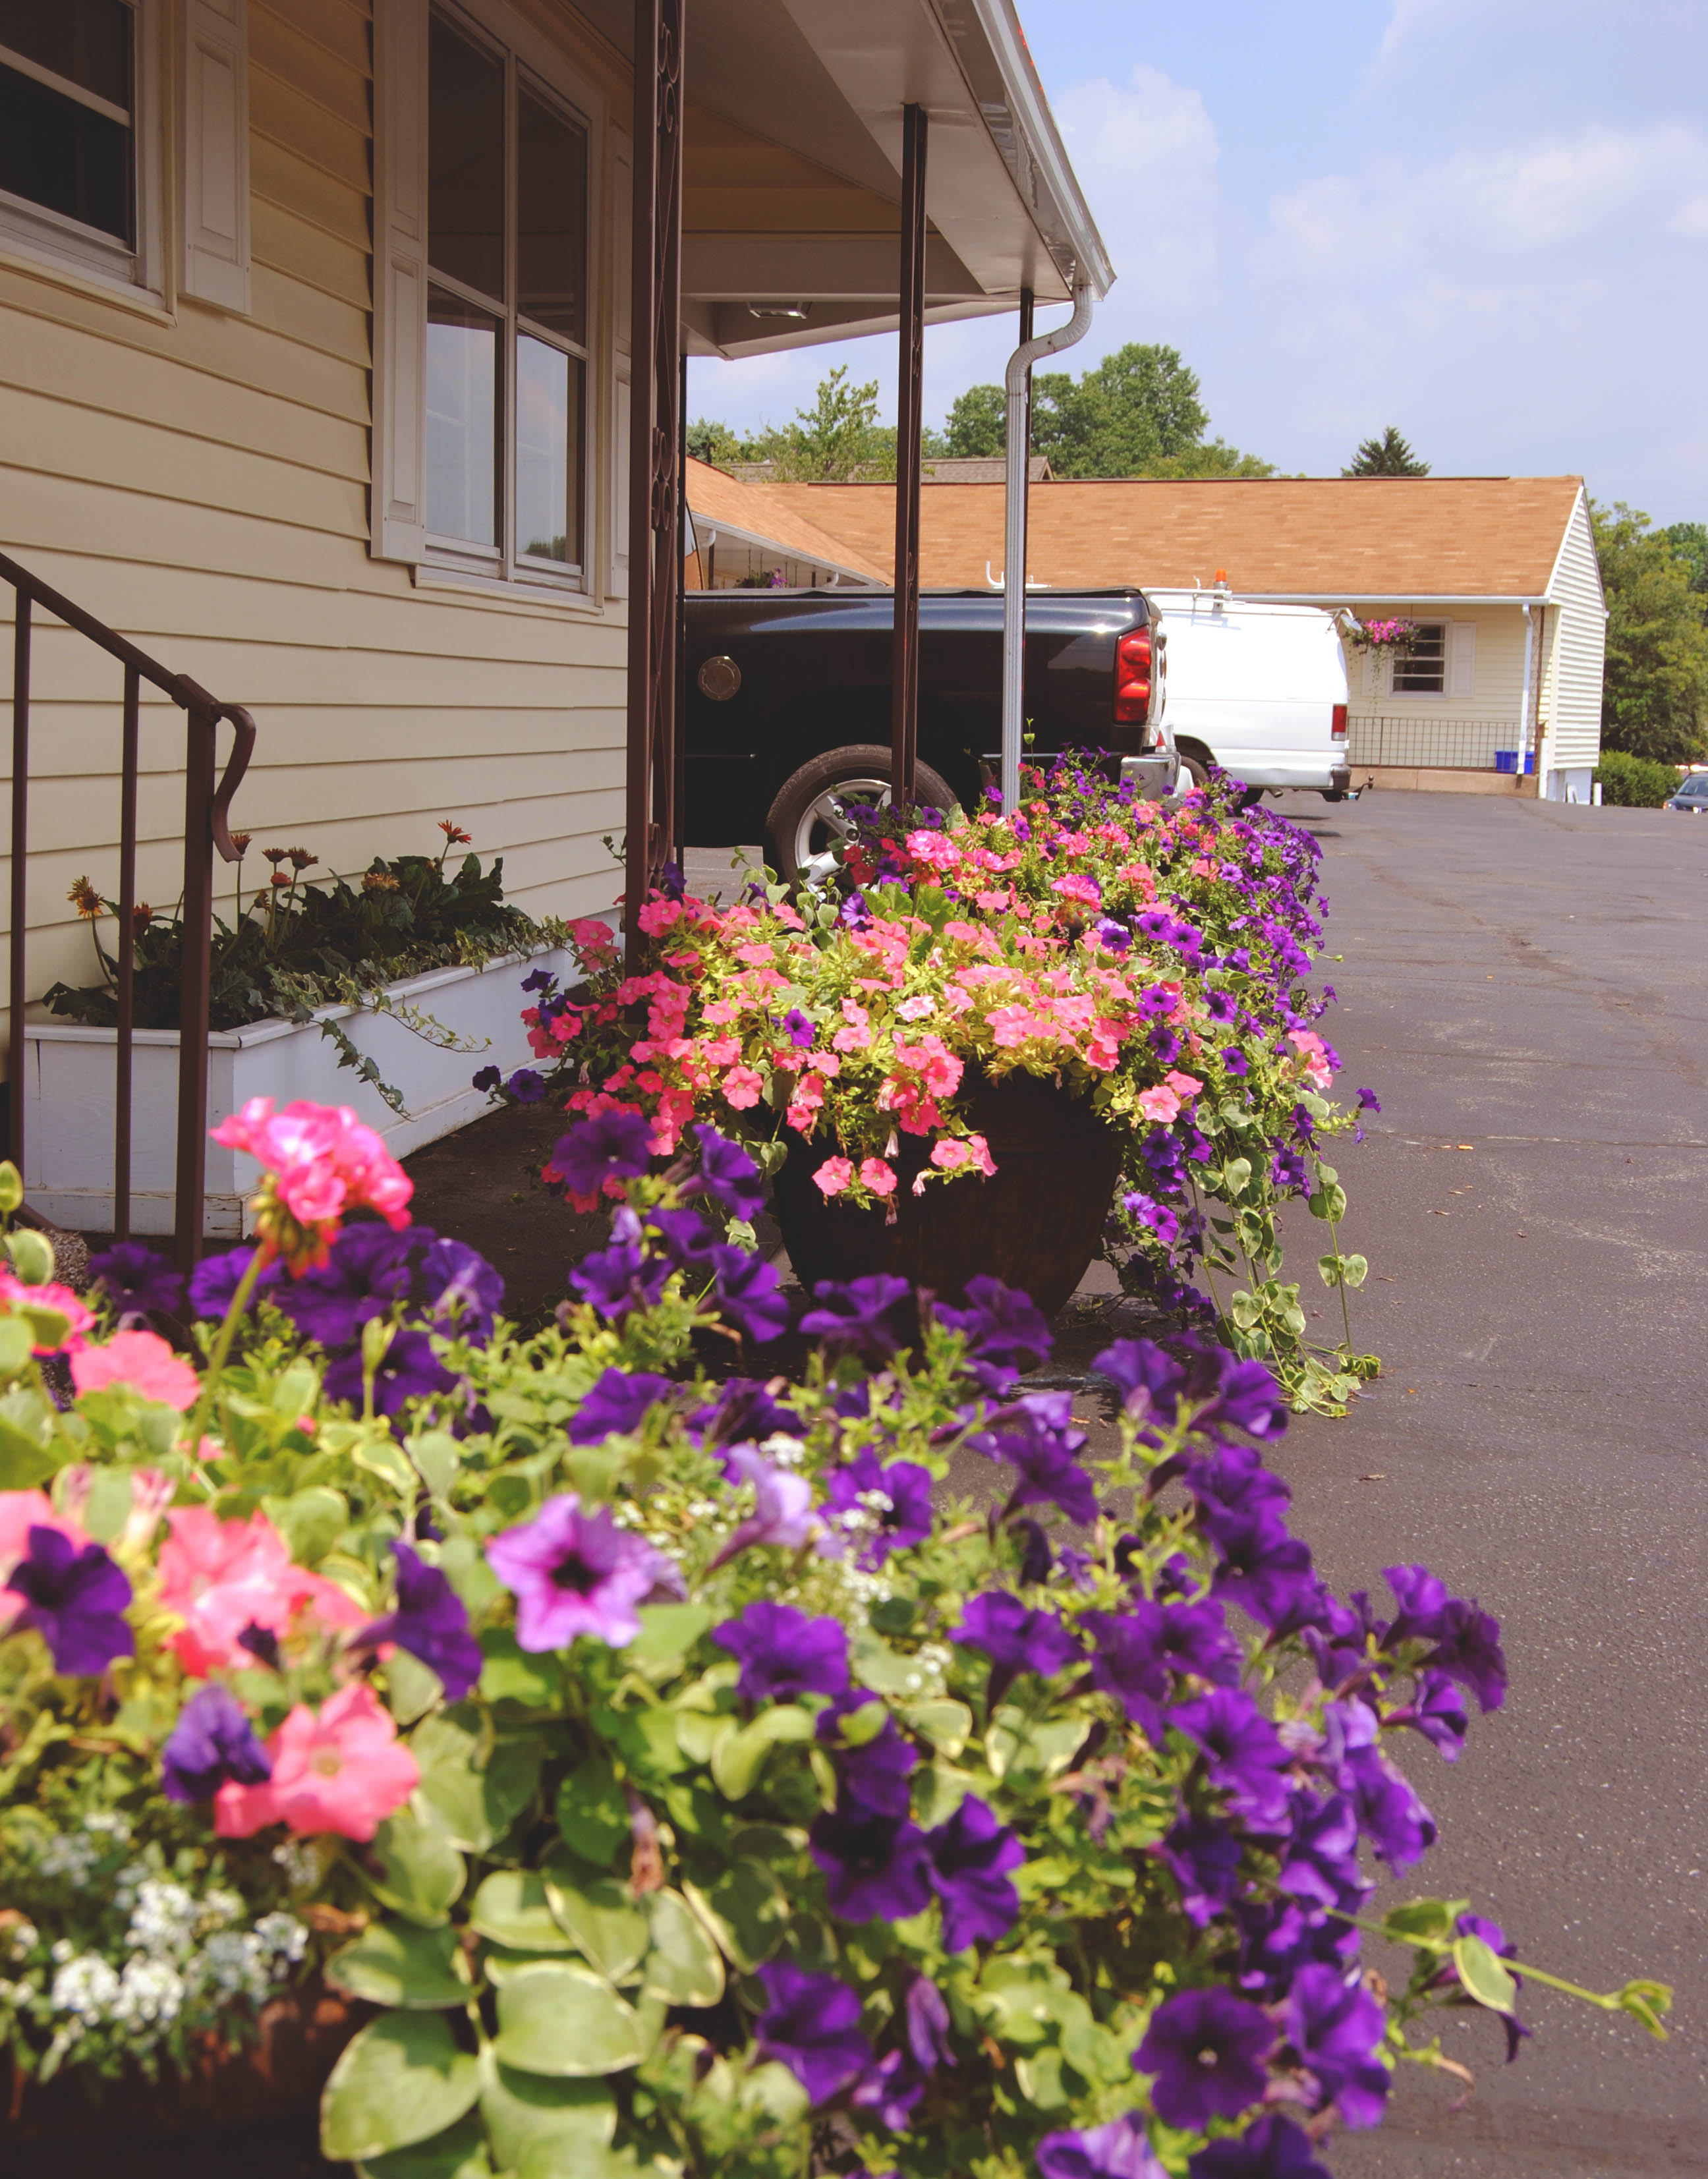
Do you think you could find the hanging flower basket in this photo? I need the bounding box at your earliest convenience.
[1346,617,1419,654]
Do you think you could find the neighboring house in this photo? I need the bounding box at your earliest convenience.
[684,460,885,590]
[750,475,1607,800]
[0,0,1104,1024]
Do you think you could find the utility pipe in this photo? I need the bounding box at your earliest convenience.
[1001,285,1093,811]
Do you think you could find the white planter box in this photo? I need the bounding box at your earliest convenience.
[22,946,575,1237]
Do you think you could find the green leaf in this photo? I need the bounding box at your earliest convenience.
[986,1709,1087,1784]
[0,1315,34,1379]
[710,1705,814,1801]
[1452,1935,1518,2013]
[478,2048,616,2172]
[413,1714,542,1852]
[355,1432,421,1495]
[1614,1978,1674,2039]
[410,1430,462,1500]
[1379,1897,1467,1948]
[368,1811,467,1927]
[0,1396,55,1488]
[850,1630,925,1697]
[320,2013,482,2163]
[1013,2045,1069,2110]
[901,1699,973,1758]
[327,1921,469,2009]
[355,2114,490,2179]
[493,1962,650,2077]
[641,1888,725,2008]
[555,1753,629,1868]
[266,1486,350,1567]
[480,1629,563,1709]
[385,1649,447,1726]
[682,1861,788,1974]
[543,1859,650,1983]
[470,1870,577,1954]
[627,1603,713,1673]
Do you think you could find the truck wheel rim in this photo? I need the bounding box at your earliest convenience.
[793,777,890,884]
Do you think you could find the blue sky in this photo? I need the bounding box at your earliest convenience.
[687,0,1708,519]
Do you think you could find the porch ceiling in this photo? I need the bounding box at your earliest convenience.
[563,0,1113,355]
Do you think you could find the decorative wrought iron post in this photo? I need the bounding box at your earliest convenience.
[625,0,685,971]
[890,102,928,813]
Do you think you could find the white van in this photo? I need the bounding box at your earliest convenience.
[1147,586,1353,801]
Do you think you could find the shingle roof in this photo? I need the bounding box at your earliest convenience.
[749,476,1587,598]
[684,459,890,583]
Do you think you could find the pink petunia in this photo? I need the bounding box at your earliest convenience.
[0,1491,89,1612]
[1138,1085,1182,1124]
[813,1156,855,1198]
[1050,872,1102,908]
[157,1504,360,1676]
[1288,1030,1334,1090]
[1164,1070,1204,1102]
[214,1683,418,1842]
[722,1065,765,1110]
[859,1158,898,1197]
[636,897,683,934]
[70,1328,201,1411]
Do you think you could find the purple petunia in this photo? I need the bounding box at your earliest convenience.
[569,1241,671,1320]
[1390,1668,1469,1761]
[712,1444,818,1564]
[799,1274,913,1360]
[690,1376,795,1447]
[925,1793,1024,1951]
[274,1222,416,1348]
[5,1526,134,1676]
[323,1327,453,1417]
[1135,1986,1274,2132]
[1170,1687,1294,1825]
[159,1685,272,1803]
[1276,1791,1363,1913]
[713,1599,849,1700]
[471,1064,501,1092]
[810,1801,932,1923]
[554,1109,656,1196]
[955,1591,1079,1680]
[903,1971,954,2072]
[569,1367,674,1444]
[351,1541,483,1702]
[1037,2114,1165,2179]
[646,1206,719,1270]
[824,1448,933,1568]
[932,1275,1053,1389]
[486,1493,673,1651]
[754,1961,872,2105]
[507,1068,546,1103]
[1160,1811,1245,1927]
[88,1240,185,1322]
[1381,1565,1508,1712]
[966,1392,1097,1525]
[780,1009,816,1049]
[422,1236,504,1340]
[707,1244,791,1342]
[1187,2115,1333,2179]
[693,1125,766,1222]
[1356,1087,1380,1112]
[1284,1963,1390,2128]
[817,1691,918,1819]
[187,1244,280,1320]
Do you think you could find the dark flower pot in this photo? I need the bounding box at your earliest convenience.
[772,1070,1124,1318]
[6,1983,362,2176]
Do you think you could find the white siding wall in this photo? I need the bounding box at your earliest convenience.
[0,0,631,1031]
[1334,602,1533,768]
[1540,490,1607,776]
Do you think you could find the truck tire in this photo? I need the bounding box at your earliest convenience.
[1176,749,1212,792]
[765,745,959,887]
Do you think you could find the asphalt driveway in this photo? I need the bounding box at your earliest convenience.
[1268,788,1708,2176]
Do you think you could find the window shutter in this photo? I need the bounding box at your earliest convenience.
[608,138,632,599]
[1450,619,1477,697]
[179,0,251,312]
[372,0,430,563]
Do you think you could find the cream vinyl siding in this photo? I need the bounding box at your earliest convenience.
[1539,490,1607,773]
[0,0,629,1031]
[1342,605,1532,725]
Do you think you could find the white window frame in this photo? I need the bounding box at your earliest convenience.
[0,0,165,299]
[1388,619,1450,699]
[373,0,605,605]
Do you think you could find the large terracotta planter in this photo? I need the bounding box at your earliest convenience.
[6,1981,361,2171]
[772,1070,1124,1318]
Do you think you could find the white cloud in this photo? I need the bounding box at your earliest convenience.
[1054,66,1220,313]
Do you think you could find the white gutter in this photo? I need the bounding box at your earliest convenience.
[1002,285,1094,812]
[1518,602,1536,789]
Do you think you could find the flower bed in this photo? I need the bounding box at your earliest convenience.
[483,765,1377,1411]
[0,1103,1668,2177]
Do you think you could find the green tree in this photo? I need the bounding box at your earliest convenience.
[1593,501,1708,763]
[758,365,895,481]
[1342,426,1430,476]
[1661,520,1708,596]
[685,416,749,467]
[938,345,1268,478]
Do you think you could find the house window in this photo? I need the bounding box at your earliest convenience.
[424,3,588,582]
[1392,621,1447,694]
[0,0,160,288]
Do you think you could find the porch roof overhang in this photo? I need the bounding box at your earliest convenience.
[567,0,1113,355]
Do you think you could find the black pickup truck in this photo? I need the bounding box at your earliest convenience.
[683,588,1176,882]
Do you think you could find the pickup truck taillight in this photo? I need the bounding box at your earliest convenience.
[1331,703,1348,741]
[1114,629,1153,726]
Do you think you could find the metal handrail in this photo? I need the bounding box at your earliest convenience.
[2,548,254,1263]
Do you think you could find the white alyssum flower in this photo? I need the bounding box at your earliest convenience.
[127,1879,202,1961]
[50,1954,121,2022]
[112,1956,186,2029]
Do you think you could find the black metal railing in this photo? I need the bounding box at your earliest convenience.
[1346,714,1529,772]
[3,550,254,1263]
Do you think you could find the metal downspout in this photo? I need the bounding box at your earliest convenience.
[1001,285,1093,812]
[1518,602,1535,792]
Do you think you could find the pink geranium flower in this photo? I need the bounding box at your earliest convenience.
[70,1328,201,1411]
[214,1683,418,1841]
[814,1156,855,1198]
[210,1098,412,1272]
[0,1271,97,1353]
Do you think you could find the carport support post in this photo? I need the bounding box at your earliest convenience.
[890,102,927,812]
[625,0,683,972]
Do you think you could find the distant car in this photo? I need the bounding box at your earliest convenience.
[1664,774,1708,812]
